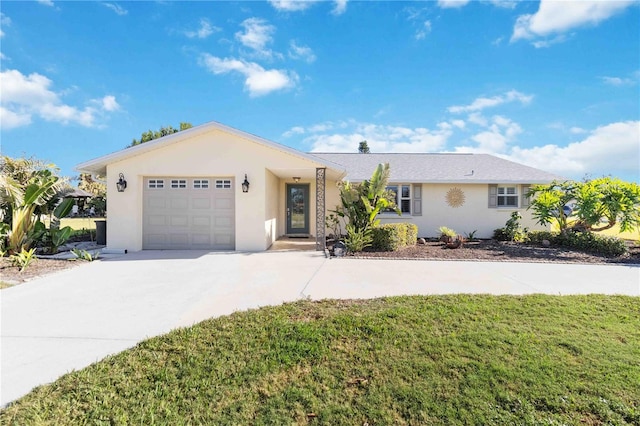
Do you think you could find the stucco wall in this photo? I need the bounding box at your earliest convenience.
[264,169,279,249]
[377,183,545,238]
[105,128,325,252]
[323,183,547,239]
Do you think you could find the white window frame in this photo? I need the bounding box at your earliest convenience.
[193,179,209,189]
[497,185,518,207]
[148,179,164,189]
[170,179,187,189]
[215,179,232,189]
[384,184,411,214]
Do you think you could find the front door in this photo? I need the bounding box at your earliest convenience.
[286,184,309,235]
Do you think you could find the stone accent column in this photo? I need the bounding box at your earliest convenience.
[315,168,326,251]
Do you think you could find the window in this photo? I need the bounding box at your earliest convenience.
[497,186,518,207]
[148,179,164,189]
[193,179,209,189]
[171,179,187,189]
[386,184,411,214]
[215,179,232,189]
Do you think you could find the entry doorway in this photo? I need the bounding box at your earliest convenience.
[286,184,310,235]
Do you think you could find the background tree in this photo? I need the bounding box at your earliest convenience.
[76,173,107,216]
[528,177,640,234]
[358,140,370,153]
[0,156,72,253]
[130,122,193,147]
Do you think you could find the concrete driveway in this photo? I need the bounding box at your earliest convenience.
[2,250,639,406]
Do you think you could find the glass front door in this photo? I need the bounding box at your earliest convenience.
[286,184,309,234]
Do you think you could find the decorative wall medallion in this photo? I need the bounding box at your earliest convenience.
[446,187,465,208]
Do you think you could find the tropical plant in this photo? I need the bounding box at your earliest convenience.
[1,156,71,253]
[325,210,343,240]
[344,224,372,252]
[336,163,399,231]
[71,248,100,262]
[464,230,478,241]
[527,178,640,234]
[493,211,528,242]
[10,247,37,272]
[438,226,457,241]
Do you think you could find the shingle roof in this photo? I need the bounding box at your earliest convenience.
[310,153,565,184]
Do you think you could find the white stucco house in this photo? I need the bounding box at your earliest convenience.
[77,121,563,252]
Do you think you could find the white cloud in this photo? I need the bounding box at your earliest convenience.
[1,13,11,38]
[332,0,348,15]
[185,18,219,39]
[601,75,636,86]
[512,0,635,44]
[415,21,432,40]
[37,0,54,6]
[0,69,119,130]
[199,54,298,97]
[282,126,305,138]
[507,121,640,179]
[570,126,587,134]
[456,115,522,153]
[0,106,32,129]
[288,40,316,63]
[102,2,128,16]
[100,95,120,112]
[301,120,452,153]
[235,18,277,58]
[268,0,316,12]
[486,0,518,9]
[438,0,470,9]
[448,90,533,114]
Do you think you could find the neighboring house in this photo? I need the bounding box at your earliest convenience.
[77,121,563,252]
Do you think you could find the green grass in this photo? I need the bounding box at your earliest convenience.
[2,295,639,425]
[0,281,14,289]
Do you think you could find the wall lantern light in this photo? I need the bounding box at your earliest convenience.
[293,176,301,183]
[116,173,127,192]
[241,174,250,193]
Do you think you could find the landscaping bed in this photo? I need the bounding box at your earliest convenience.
[353,239,640,265]
[0,257,84,287]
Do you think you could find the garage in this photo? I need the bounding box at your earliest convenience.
[143,177,235,250]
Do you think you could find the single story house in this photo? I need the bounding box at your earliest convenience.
[77,121,564,252]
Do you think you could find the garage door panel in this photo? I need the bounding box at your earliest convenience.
[215,198,233,210]
[170,198,189,210]
[147,198,166,209]
[148,215,166,226]
[192,198,211,209]
[143,177,235,250]
[170,216,189,227]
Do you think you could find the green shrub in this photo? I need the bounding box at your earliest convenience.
[371,223,418,251]
[525,230,557,245]
[438,226,457,239]
[557,232,628,257]
[494,212,528,242]
[525,230,628,257]
[10,248,37,272]
[344,224,372,253]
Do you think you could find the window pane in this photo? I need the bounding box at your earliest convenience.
[506,187,516,195]
[401,185,410,198]
[401,199,411,213]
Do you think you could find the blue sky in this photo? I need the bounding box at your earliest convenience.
[1,0,638,183]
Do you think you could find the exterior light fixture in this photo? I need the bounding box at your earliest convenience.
[241,174,250,193]
[116,173,127,192]
[293,176,301,183]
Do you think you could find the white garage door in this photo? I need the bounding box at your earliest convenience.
[143,177,235,250]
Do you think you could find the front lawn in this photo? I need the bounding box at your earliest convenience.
[1,295,638,425]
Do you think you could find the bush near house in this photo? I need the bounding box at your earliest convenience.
[526,230,628,257]
[371,223,418,251]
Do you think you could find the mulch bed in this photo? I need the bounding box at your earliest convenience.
[351,239,640,265]
[0,257,84,286]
